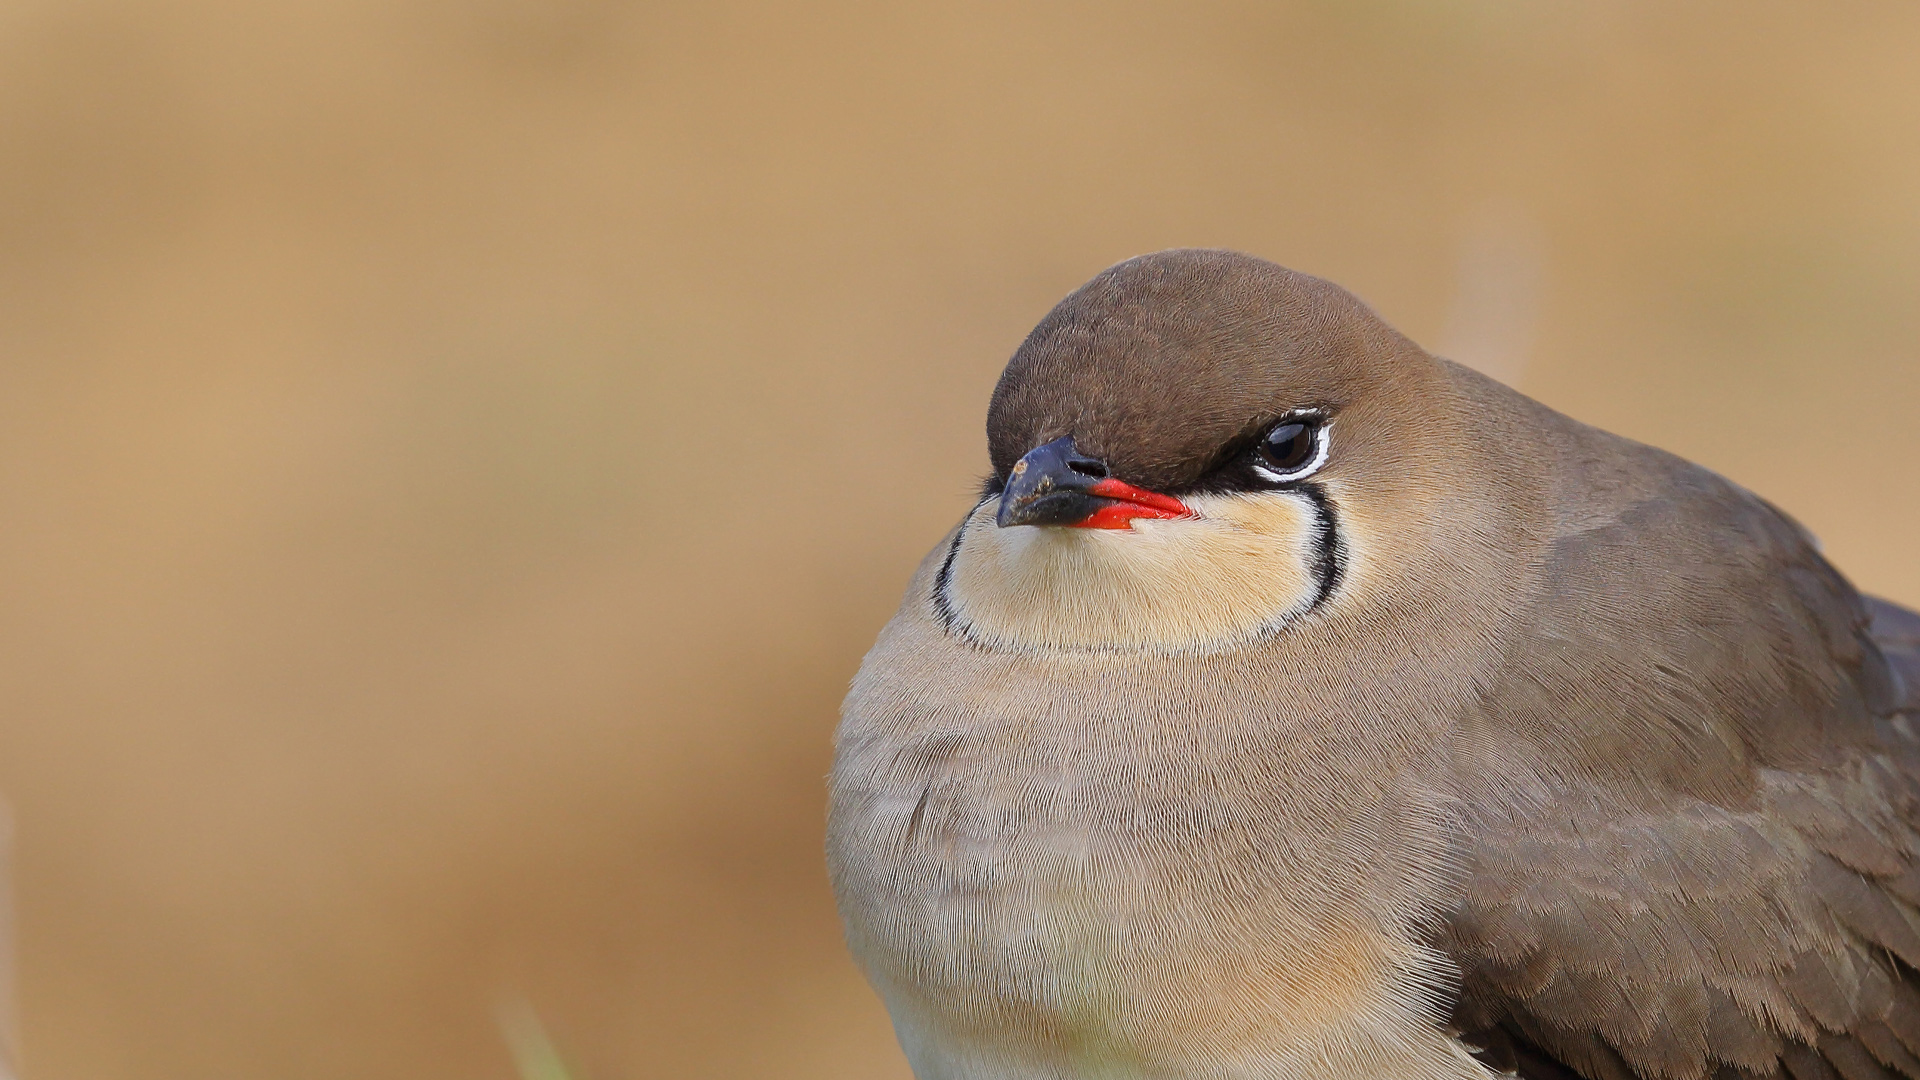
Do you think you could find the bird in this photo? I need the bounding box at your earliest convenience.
[825,248,1920,1080]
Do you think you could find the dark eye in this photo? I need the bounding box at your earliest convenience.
[1252,418,1326,481]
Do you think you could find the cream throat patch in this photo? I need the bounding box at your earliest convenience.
[934,487,1349,653]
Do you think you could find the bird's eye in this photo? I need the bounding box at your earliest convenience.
[1252,417,1327,482]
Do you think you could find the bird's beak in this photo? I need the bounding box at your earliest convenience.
[995,436,1191,529]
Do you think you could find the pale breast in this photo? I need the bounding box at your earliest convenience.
[829,645,1489,1080]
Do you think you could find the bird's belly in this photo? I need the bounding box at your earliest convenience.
[829,767,1489,1080]
[838,793,1170,1076]
[844,782,1124,1019]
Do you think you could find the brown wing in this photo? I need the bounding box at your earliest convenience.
[1442,447,1920,1080]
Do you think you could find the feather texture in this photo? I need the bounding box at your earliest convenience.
[1445,400,1920,1080]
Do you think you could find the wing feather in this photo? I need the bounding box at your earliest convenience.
[1445,445,1920,1080]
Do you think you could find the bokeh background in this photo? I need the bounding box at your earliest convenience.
[1,1,1917,1077]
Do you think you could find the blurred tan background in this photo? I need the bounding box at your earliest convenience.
[1,1,1917,1077]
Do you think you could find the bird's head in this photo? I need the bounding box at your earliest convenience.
[937,248,1500,654]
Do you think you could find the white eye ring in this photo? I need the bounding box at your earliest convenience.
[1249,417,1330,484]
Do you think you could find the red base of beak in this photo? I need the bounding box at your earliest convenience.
[1073,478,1192,529]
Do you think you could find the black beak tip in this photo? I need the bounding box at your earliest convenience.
[995,436,1105,528]
[997,491,1104,528]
